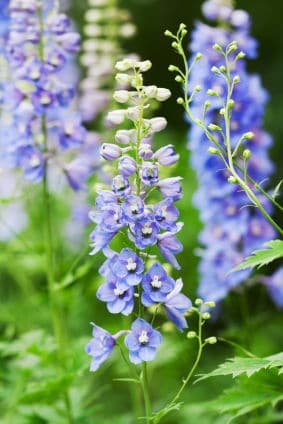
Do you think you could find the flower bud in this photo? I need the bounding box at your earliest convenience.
[208,147,219,155]
[115,58,135,71]
[175,75,183,83]
[243,149,251,160]
[164,29,174,37]
[187,331,197,339]
[213,43,222,52]
[205,337,217,345]
[100,143,121,161]
[139,142,153,160]
[207,89,218,96]
[236,51,246,60]
[113,90,130,103]
[233,75,240,84]
[204,301,216,308]
[118,156,137,176]
[195,298,203,306]
[140,163,159,186]
[153,144,179,166]
[168,65,178,72]
[194,85,202,92]
[195,53,202,61]
[126,106,140,121]
[106,110,126,125]
[243,131,254,140]
[115,73,131,85]
[138,60,152,72]
[228,99,235,109]
[115,129,135,145]
[177,97,184,105]
[211,66,220,74]
[228,176,238,184]
[202,312,211,320]
[208,124,222,131]
[144,85,158,98]
[147,117,167,133]
[158,177,183,200]
[156,88,171,102]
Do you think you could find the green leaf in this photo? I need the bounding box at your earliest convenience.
[231,239,283,271]
[113,378,140,385]
[197,352,283,383]
[272,179,283,199]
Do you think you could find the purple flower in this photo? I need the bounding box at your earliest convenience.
[112,175,131,197]
[153,144,179,167]
[154,198,179,231]
[85,323,116,372]
[97,281,134,315]
[17,145,44,183]
[122,195,144,222]
[125,318,163,364]
[141,263,175,306]
[130,216,159,249]
[89,228,116,255]
[158,177,183,201]
[109,248,144,286]
[164,279,192,332]
[101,143,122,161]
[140,163,159,186]
[118,156,137,176]
[158,228,183,270]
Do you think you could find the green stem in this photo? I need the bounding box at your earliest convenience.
[141,362,152,423]
[169,311,203,406]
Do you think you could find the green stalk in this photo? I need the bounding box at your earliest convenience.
[142,362,152,424]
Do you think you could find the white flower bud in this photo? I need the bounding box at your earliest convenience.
[187,331,197,339]
[115,73,131,85]
[138,60,152,72]
[106,110,126,125]
[113,90,130,103]
[205,337,217,345]
[126,106,140,121]
[144,85,158,98]
[155,88,171,102]
[115,129,136,145]
[115,58,135,71]
[146,117,167,133]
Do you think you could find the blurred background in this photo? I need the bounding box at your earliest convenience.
[1,1,283,423]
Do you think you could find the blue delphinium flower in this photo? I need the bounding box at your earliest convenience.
[1,0,90,189]
[124,319,163,364]
[263,268,283,308]
[187,0,276,303]
[86,58,192,370]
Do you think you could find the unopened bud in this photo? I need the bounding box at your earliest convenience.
[211,66,220,74]
[195,85,202,92]
[202,312,211,320]
[236,51,246,60]
[227,99,235,109]
[228,176,238,184]
[233,75,240,84]
[207,89,218,96]
[171,41,178,49]
[164,29,174,37]
[195,298,203,306]
[219,66,226,73]
[213,43,222,52]
[243,131,254,140]
[208,124,221,131]
[168,65,178,72]
[205,301,216,308]
[243,149,251,160]
[205,337,217,345]
[208,147,219,155]
[187,331,197,339]
[177,97,184,105]
[175,75,183,83]
[195,53,202,61]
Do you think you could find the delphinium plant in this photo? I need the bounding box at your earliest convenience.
[85,56,217,423]
[169,0,277,305]
[164,8,283,422]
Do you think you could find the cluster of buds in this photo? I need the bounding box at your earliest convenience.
[79,0,136,123]
[86,58,192,371]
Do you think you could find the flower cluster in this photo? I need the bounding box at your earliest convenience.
[1,0,90,189]
[187,0,275,302]
[79,0,136,123]
[86,58,192,370]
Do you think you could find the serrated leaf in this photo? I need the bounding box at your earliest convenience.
[196,352,283,383]
[231,239,283,272]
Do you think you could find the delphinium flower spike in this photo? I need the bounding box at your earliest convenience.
[166,2,279,304]
[85,56,217,422]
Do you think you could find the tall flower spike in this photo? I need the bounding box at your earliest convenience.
[187,0,275,303]
[86,57,192,371]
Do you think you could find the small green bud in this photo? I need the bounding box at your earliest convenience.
[205,301,216,308]
[202,312,211,320]
[179,23,186,31]
[187,331,197,339]
[168,64,178,72]
[181,29,188,37]
[171,41,178,49]
[195,85,202,92]
[195,53,202,61]
[227,99,235,109]
[205,337,217,345]
[219,66,226,73]
[211,66,220,74]
[164,29,174,37]
[243,149,251,160]
[228,176,238,184]
[204,100,211,109]
[207,89,218,96]
[208,123,221,131]
[213,43,222,52]
[233,75,240,84]
[219,108,225,115]
[236,51,246,60]
[177,97,184,105]
[208,147,219,155]
[243,131,254,140]
[175,75,183,83]
[195,298,203,306]
[228,41,238,53]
